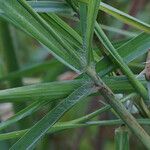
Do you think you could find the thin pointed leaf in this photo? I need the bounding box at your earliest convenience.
[29,1,72,14]
[0,0,82,72]
[79,2,87,42]
[0,99,49,131]
[100,24,138,37]
[82,0,101,65]
[0,80,84,102]
[79,0,150,33]
[0,93,137,140]
[40,13,83,56]
[0,33,149,83]
[100,2,150,33]
[10,83,95,149]
[96,33,150,76]
[26,1,150,33]
[95,23,149,103]
[1,119,150,140]
[0,76,147,103]
[0,60,63,82]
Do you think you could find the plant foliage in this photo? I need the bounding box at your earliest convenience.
[0,0,150,149]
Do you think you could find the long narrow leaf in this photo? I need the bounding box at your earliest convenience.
[0,0,81,72]
[0,80,84,102]
[0,100,49,131]
[95,23,149,104]
[0,93,136,140]
[29,1,72,14]
[10,83,95,149]
[1,119,150,140]
[79,0,150,33]
[0,33,149,83]
[82,0,101,65]
[100,2,150,33]
[0,76,147,102]
[27,1,150,33]
[96,33,150,76]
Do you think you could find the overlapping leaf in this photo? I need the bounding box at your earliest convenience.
[80,0,101,65]
[26,1,150,33]
[0,76,146,103]
[10,83,95,149]
[1,118,150,141]
[0,0,150,149]
[0,0,83,72]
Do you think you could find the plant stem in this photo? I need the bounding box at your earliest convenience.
[86,68,150,150]
[115,126,129,150]
[71,93,136,124]
[95,23,148,101]
[0,119,150,141]
[95,23,150,117]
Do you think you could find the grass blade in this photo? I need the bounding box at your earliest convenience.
[88,71,150,149]
[79,0,150,33]
[0,100,49,131]
[100,24,138,37]
[82,0,101,66]
[0,0,82,72]
[71,93,137,124]
[96,33,150,76]
[18,0,83,70]
[95,23,149,104]
[0,33,149,83]
[28,1,72,14]
[27,1,150,33]
[1,119,150,141]
[0,60,63,82]
[40,13,83,56]
[0,80,83,102]
[0,20,30,128]
[10,83,95,149]
[0,76,147,102]
[100,2,150,33]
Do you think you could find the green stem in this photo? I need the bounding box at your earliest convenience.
[115,126,129,150]
[71,93,136,124]
[95,22,150,117]
[86,68,150,150]
[0,119,150,140]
